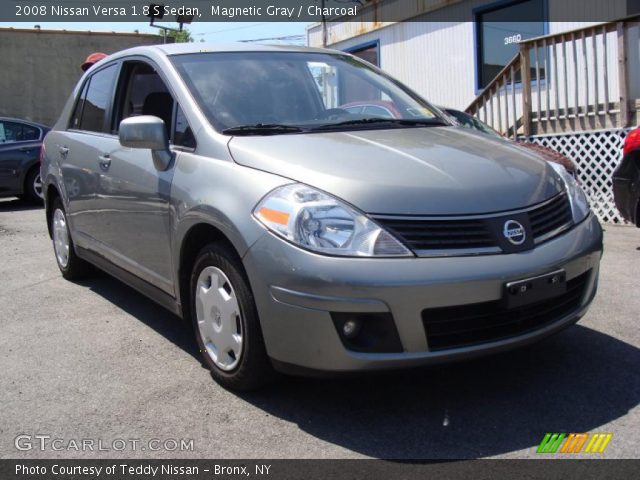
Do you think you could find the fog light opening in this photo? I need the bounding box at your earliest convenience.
[331,312,403,353]
[342,319,361,339]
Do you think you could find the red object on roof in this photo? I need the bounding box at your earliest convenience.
[81,52,107,72]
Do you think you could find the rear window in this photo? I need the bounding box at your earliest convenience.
[76,64,118,133]
[70,81,90,130]
[0,121,40,143]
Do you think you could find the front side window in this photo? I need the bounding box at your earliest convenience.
[78,64,118,133]
[115,62,173,135]
[476,0,546,89]
[171,51,444,133]
[115,61,195,148]
[0,121,40,143]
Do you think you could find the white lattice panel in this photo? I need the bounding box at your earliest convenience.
[525,129,630,224]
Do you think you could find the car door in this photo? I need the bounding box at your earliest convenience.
[83,59,190,295]
[0,121,41,195]
[60,63,120,247]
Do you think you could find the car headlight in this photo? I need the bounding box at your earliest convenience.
[253,184,413,257]
[549,162,590,223]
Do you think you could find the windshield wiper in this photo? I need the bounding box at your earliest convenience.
[222,124,306,136]
[311,117,449,131]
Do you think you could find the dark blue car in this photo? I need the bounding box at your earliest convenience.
[0,117,50,204]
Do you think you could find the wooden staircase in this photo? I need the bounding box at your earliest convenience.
[465,16,640,138]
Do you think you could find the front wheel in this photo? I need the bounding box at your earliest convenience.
[190,243,274,391]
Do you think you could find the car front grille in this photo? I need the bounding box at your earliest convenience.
[371,218,495,250]
[528,192,573,239]
[422,270,591,351]
[373,192,573,254]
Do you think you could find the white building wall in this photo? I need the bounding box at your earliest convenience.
[318,21,611,112]
[306,0,636,117]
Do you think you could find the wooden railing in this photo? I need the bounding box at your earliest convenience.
[466,54,521,139]
[466,16,639,137]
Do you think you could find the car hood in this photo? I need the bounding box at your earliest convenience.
[228,126,564,215]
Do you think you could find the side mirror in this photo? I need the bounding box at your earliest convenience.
[119,116,173,171]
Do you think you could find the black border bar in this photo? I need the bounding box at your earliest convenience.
[3,0,640,23]
[2,459,639,480]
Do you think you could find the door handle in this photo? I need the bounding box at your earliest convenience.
[98,154,111,171]
[19,146,33,152]
[58,146,69,158]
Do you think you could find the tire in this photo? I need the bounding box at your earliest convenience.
[50,198,91,280]
[24,167,44,204]
[190,242,274,391]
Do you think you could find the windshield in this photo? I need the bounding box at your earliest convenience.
[171,51,448,134]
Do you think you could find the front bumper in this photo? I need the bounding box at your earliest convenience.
[243,214,603,373]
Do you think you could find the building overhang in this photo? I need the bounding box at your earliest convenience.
[307,0,467,46]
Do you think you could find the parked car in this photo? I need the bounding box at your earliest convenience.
[42,44,602,391]
[339,100,402,119]
[612,126,640,226]
[443,108,578,175]
[0,117,49,203]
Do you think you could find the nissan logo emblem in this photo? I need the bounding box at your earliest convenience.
[503,220,526,245]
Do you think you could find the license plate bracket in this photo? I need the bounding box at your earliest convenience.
[503,269,567,309]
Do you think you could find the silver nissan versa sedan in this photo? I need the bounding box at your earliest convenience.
[41,43,603,390]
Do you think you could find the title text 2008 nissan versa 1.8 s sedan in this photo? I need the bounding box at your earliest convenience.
[41,44,603,391]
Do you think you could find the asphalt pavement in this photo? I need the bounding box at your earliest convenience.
[0,197,638,459]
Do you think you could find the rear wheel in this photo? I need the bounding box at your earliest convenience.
[190,243,274,391]
[24,167,44,204]
[51,198,91,280]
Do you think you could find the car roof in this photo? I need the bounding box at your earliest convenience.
[0,117,49,129]
[87,42,356,78]
[114,42,336,58]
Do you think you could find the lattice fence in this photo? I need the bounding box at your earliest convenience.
[525,129,630,224]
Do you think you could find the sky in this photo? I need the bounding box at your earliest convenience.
[0,21,310,44]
